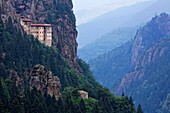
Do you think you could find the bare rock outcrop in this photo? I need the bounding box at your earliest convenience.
[117,39,170,93]
[132,13,170,67]
[30,65,61,99]
[161,93,170,113]
[117,13,170,94]
[5,64,61,99]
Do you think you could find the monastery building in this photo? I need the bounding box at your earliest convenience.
[20,16,52,46]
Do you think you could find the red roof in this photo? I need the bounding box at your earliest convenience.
[31,24,52,27]
[20,16,25,19]
[23,19,32,22]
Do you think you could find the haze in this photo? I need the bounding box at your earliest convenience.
[72,0,151,25]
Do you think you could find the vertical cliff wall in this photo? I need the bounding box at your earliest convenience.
[0,0,78,68]
[116,13,170,113]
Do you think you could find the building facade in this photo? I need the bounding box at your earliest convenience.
[20,17,52,46]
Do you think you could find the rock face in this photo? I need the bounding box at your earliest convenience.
[161,93,170,113]
[6,65,61,99]
[117,39,170,93]
[30,65,61,99]
[8,70,25,90]
[132,13,170,67]
[115,13,170,113]
[0,0,78,68]
[117,13,170,93]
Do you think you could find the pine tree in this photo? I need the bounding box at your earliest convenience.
[6,16,14,34]
[57,97,65,113]
[129,96,134,106]
[0,16,4,61]
[0,79,10,104]
[0,79,10,113]
[122,92,125,96]
[79,99,87,113]
[11,97,25,113]
[137,104,144,113]
[0,16,4,38]
[0,79,5,113]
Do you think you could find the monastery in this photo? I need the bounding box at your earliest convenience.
[20,16,52,46]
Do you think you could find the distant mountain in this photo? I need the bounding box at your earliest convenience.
[89,41,133,89]
[78,26,138,62]
[89,13,170,113]
[124,0,170,26]
[116,13,170,113]
[77,0,158,48]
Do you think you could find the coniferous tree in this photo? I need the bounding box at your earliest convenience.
[129,96,134,106]
[79,99,87,113]
[0,79,5,113]
[6,16,14,35]
[0,15,4,38]
[0,79,10,113]
[11,97,24,113]
[137,104,144,113]
[0,17,5,78]
[122,92,125,96]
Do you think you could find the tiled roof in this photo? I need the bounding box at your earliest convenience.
[20,16,25,19]
[31,24,52,27]
[23,19,32,22]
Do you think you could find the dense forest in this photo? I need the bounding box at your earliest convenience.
[0,14,141,113]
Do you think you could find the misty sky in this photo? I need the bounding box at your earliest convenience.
[72,0,150,25]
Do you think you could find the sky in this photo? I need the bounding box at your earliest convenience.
[72,0,150,25]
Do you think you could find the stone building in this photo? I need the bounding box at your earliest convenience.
[20,16,32,35]
[20,17,52,46]
[79,90,88,99]
[31,24,52,46]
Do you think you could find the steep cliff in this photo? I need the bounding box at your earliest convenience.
[29,65,61,99]
[118,13,170,93]
[0,10,138,112]
[116,13,170,113]
[117,38,170,93]
[0,0,78,68]
[131,13,170,67]
[88,13,170,113]
[6,65,61,99]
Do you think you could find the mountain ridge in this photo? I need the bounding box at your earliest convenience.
[78,26,138,62]
[89,13,170,113]
[77,0,158,48]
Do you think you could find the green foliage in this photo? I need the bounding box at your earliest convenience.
[0,16,138,113]
[0,78,10,113]
[78,59,93,78]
